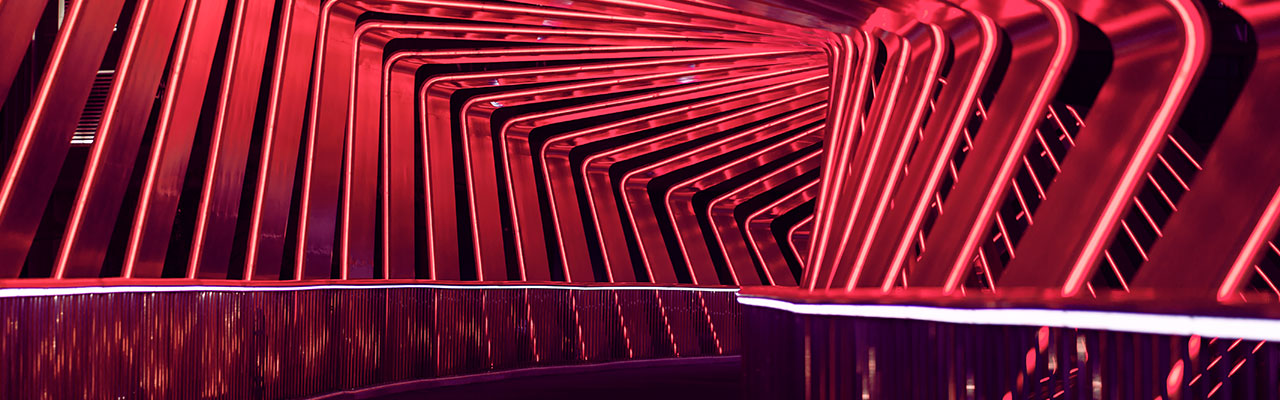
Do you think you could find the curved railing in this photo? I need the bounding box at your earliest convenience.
[0,282,738,399]
[740,287,1280,399]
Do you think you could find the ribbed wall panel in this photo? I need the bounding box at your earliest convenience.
[0,285,738,399]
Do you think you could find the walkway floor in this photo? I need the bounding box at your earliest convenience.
[372,358,742,399]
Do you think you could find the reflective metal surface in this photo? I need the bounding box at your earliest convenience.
[0,0,1279,398]
[743,297,1280,400]
[0,283,738,399]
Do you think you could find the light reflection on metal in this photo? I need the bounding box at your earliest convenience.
[1,0,1279,397]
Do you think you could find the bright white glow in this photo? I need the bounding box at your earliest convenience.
[737,296,1280,343]
[0,284,738,298]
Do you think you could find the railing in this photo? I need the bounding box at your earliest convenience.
[740,287,1280,400]
[0,282,739,399]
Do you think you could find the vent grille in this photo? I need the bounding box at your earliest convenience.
[72,70,113,146]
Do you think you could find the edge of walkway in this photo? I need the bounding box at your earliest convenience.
[309,355,742,400]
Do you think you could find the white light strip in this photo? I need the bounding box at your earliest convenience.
[0,284,738,298]
[738,296,1280,343]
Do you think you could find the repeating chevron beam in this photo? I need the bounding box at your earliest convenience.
[0,0,835,286]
